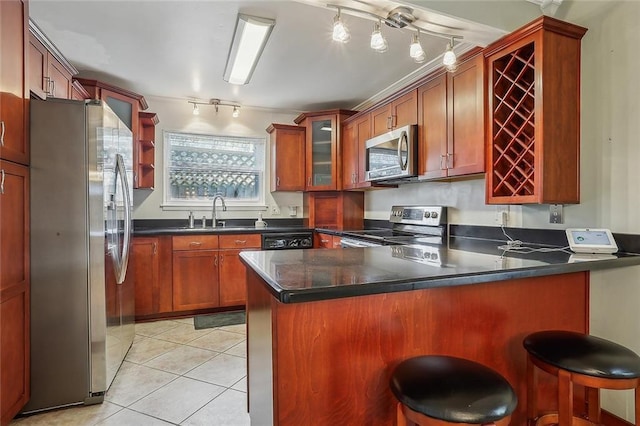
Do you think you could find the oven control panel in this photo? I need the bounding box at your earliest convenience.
[389,206,446,226]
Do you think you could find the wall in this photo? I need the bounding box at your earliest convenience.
[368,1,640,420]
[133,96,303,222]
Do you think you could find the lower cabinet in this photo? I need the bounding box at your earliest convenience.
[132,233,260,318]
[218,234,261,307]
[131,236,172,319]
[314,233,342,249]
[172,235,220,311]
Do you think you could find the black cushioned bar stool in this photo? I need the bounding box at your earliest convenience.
[389,355,518,426]
[524,330,640,426]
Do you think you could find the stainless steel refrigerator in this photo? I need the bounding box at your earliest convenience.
[25,98,134,413]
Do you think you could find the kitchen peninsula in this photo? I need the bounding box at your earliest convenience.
[240,243,640,425]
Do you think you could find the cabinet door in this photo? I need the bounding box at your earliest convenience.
[342,121,358,190]
[0,161,30,424]
[0,0,29,165]
[418,73,448,179]
[315,233,334,249]
[131,238,159,317]
[447,54,484,177]
[28,33,48,99]
[370,103,391,138]
[269,124,305,191]
[172,250,219,311]
[47,57,72,99]
[306,114,338,191]
[219,249,251,307]
[355,115,371,187]
[391,90,417,129]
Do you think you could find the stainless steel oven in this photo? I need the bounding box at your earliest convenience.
[365,124,417,182]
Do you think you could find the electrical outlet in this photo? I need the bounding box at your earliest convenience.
[495,206,509,226]
[271,205,280,215]
[549,204,563,224]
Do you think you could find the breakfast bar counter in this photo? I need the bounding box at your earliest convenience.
[240,240,640,426]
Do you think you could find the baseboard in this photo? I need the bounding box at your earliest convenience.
[602,410,633,426]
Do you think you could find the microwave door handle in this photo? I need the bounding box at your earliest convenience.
[397,131,408,171]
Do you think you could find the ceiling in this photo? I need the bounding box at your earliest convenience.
[29,1,544,113]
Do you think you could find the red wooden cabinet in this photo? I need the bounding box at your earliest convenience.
[131,236,172,319]
[218,234,261,307]
[28,22,76,100]
[267,123,305,192]
[342,114,371,190]
[370,90,417,138]
[418,51,485,180]
[484,16,587,204]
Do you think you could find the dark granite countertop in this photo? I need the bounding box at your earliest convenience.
[133,225,313,236]
[240,237,640,303]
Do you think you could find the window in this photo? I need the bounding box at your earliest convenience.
[163,131,265,207]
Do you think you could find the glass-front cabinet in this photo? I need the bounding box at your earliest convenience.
[295,109,356,191]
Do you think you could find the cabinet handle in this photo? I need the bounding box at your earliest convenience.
[440,155,447,170]
[235,240,247,245]
[50,80,55,96]
[321,239,330,243]
[447,153,453,169]
[189,241,202,247]
[0,170,4,194]
[0,121,5,146]
[386,116,392,130]
[152,242,157,255]
[44,76,51,95]
[276,177,280,187]
[391,115,397,129]
[214,255,218,266]
[308,177,312,186]
[220,255,224,264]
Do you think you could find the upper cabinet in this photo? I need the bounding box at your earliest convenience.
[295,109,356,191]
[418,51,485,180]
[0,0,29,165]
[137,112,158,189]
[484,16,587,204]
[76,78,156,189]
[370,90,417,138]
[267,123,306,192]
[28,20,77,100]
[342,114,371,190]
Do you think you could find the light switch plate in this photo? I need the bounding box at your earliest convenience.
[549,204,563,224]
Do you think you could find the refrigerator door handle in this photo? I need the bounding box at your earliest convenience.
[114,153,132,284]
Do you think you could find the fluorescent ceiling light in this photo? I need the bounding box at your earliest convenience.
[224,14,275,85]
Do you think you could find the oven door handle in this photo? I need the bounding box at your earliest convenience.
[397,130,408,171]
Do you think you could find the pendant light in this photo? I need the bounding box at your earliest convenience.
[443,37,458,72]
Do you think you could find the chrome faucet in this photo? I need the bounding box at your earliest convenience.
[211,194,227,228]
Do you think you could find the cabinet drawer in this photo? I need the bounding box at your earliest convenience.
[219,234,262,249]
[172,235,219,250]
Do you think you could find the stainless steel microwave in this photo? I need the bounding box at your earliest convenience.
[365,124,418,182]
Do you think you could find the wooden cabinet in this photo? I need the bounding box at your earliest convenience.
[370,90,417,138]
[0,0,29,166]
[0,2,30,424]
[295,109,357,191]
[71,80,90,100]
[76,78,151,188]
[131,236,172,319]
[0,161,30,426]
[342,115,371,190]
[314,233,342,249]
[172,235,220,311]
[137,112,158,189]
[218,234,261,307]
[267,123,305,192]
[484,16,587,204]
[28,21,76,100]
[418,52,485,179]
[304,191,364,230]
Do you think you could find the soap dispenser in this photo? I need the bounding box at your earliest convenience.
[255,212,267,228]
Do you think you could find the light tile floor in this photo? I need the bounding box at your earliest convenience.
[11,318,250,426]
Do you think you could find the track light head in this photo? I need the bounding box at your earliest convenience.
[332,8,350,43]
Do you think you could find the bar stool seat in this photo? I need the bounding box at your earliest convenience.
[390,355,518,426]
[524,330,640,426]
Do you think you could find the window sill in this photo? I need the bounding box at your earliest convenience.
[160,203,268,212]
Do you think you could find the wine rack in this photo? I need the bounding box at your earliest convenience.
[484,16,587,205]
[490,42,536,198]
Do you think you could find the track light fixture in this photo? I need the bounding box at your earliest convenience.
[188,99,241,118]
[443,37,458,71]
[332,8,350,43]
[327,4,461,70]
[370,21,388,52]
